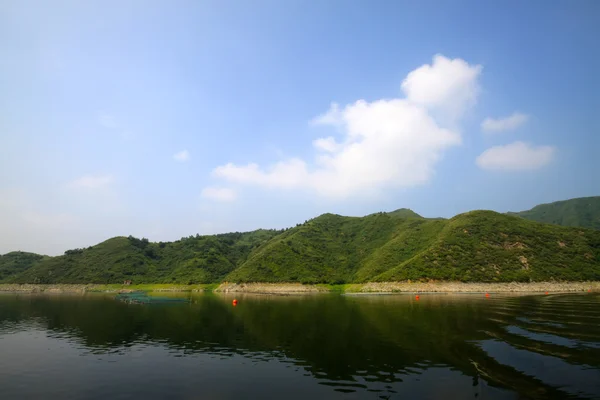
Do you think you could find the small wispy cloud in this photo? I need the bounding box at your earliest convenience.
[173,150,190,162]
[476,141,555,171]
[69,174,114,189]
[200,187,237,202]
[481,112,529,133]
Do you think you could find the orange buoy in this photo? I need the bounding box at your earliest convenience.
[545,291,549,295]
[485,293,490,298]
[415,295,420,300]
[232,299,238,306]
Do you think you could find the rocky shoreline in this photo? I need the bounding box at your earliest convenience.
[351,281,599,293]
[0,284,92,293]
[217,281,599,294]
[216,283,328,294]
[0,281,597,295]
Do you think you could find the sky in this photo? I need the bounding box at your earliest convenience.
[1,0,599,255]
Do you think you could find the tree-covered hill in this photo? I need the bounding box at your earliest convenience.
[228,211,600,283]
[373,211,599,282]
[509,196,600,230]
[2,201,599,284]
[0,252,46,281]
[226,211,445,283]
[6,229,282,284]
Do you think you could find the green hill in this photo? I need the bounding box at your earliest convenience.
[7,230,282,284]
[0,252,46,281]
[509,196,600,230]
[227,211,445,283]
[2,203,599,285]
[374,211,599,282]
[383,208,423,219]
[227,211,600,283]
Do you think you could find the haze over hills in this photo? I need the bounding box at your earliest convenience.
[1,197,599,284]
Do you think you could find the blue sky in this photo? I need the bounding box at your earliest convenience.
[1,0,598,255]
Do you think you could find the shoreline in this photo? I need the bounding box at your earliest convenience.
[218,282,599,294]
[0,281,597,294]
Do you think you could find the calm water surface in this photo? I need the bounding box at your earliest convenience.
[0,292,599,399]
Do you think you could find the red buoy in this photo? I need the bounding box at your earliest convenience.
[232,299,238,306]
[485,293,490,298]
[415,295,420,300]
[545,291,549,295]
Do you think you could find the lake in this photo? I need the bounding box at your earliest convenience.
[0,292,599,400]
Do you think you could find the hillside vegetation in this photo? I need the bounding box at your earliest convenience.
[7,230,282,284]
[227,211,444,283]
[1,202,599,284]
[0,252,46,281]
[509,196,600,230]
[374,211,599,282]
[230,211,599,283]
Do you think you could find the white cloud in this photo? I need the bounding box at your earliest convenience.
[173,150,190,162]
[311,103,344,126]
[481,112,529,133]
[401,54,482,120]
[312,136,341,153]
[476,141,555,171]
[211,55,481,199]
[69,174,114,189]
[201,187,237,202]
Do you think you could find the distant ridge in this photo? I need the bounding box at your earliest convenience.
[508,196,600,230]
[386,208,423,219]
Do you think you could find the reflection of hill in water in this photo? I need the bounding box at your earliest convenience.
[1,293,599,399]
